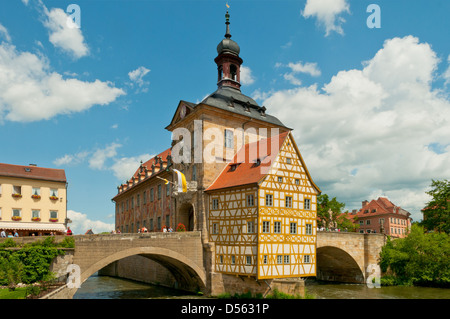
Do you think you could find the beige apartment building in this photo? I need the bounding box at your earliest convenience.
[0,163,68,236]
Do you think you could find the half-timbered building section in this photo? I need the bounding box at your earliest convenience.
[257,132,320,279]
[208,185,258,275]
[206,131,320,279]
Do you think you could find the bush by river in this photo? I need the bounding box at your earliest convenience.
[379,224,450,288]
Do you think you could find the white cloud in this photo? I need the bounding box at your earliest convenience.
[261,36,450,221]
[53,151,89,166]
[89,143,121,170]
[287,61,321,77]
[302,0,350,36]
[42,6,89,59]
[0,23,11,42]
[67,210,115,235]
[54,142,153,182]
[128,66,150,92]
[110,153,154,181]
[283,73,302,86]
[240,65,255,85]
[276,61,321,86]
[0,41,125,123]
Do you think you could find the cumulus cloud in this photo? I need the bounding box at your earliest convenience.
[110,153,154,181]
[302,0,350,36]
[240,66,255,85]
[41,4,89,59]
[89,143,121,170]
[67,210,115,235]
[260,36,450,221]
[0,40,125,123]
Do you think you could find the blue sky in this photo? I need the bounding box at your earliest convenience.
[1,0,449,234]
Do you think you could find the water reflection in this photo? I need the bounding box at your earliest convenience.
[74,273,197,299]
[305,280,450,299]
[74,274,449,300]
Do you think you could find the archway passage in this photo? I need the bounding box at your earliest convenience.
[178,203,195,231]
[69,246,206,298]
[316,246,364,283]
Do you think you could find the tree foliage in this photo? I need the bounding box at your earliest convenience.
[379,224,450,287]
[317,194,358,231]
[0,237,72,288]
[421,179,450,234]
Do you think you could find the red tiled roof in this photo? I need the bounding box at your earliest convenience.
[355,197,408,218]
[0,163,66,183]
[206,132,289,191]
[131,148,171,180]
[112,148,172,200]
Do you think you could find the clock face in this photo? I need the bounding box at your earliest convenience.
[180,105,186,118]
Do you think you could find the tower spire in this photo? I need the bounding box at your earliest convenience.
[215,5,243,91]
[225,10,231,39]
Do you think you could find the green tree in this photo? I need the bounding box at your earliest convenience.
[421,179,450,234]
[0,254,24,291]
[317,194,352,230]
[379,224,450,287]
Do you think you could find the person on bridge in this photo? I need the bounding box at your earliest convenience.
[66,227,73,236]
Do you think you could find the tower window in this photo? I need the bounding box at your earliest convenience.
[230,64,237,81]
[218,65,223,81]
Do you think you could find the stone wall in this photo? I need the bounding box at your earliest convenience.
[98,255,177,288]
[209,272,305,297]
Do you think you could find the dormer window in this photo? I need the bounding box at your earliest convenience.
[230,163,240,172]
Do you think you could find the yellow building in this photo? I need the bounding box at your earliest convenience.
[0,163,68,236]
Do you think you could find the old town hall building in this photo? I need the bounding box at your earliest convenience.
[113,11,320,293]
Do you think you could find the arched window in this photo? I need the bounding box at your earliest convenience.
[230,64,237,81]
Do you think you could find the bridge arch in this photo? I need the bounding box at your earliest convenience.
[69,246,206,298]
[316,246,364,283]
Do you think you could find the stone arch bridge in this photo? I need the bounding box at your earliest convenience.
[58,231,205,298]
[317,231,387,283]
[2,231,387,298]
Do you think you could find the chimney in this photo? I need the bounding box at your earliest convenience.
[362,200,369,207]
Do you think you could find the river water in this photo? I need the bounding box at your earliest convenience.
[73,273,450,299]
